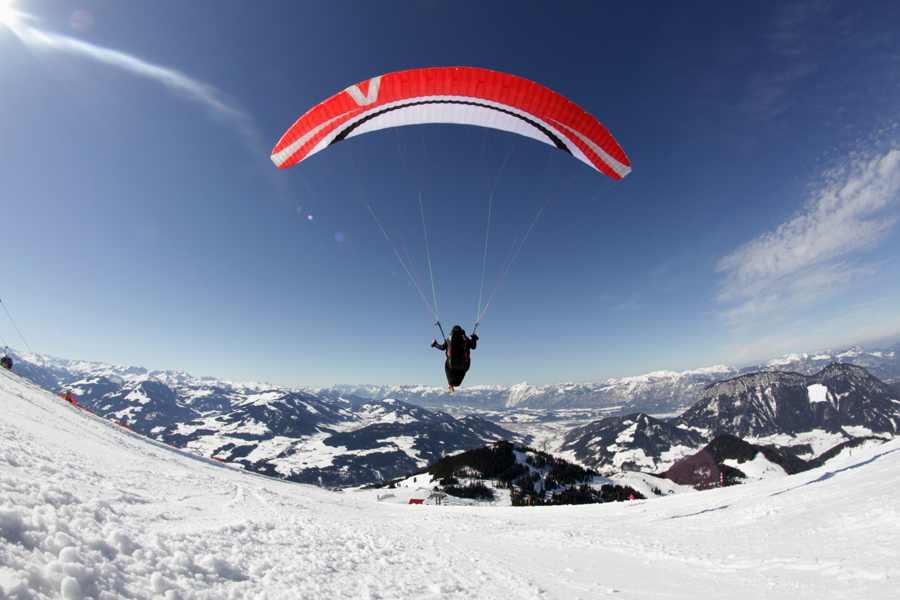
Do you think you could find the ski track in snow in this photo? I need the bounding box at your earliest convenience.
[1,368,899,599]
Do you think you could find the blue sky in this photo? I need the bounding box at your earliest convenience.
[1,0,899,388]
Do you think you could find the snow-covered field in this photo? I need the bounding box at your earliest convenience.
[1,367,898,599]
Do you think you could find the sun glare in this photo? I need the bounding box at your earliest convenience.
[0,0,21,27]
[0,0,35,30]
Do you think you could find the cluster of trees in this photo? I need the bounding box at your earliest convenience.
[441,481,494,501]
[559,484,644,505]
[527,450,598,490]
[428,440,528,486]
[509,482,644,506]
[427,440,641,507]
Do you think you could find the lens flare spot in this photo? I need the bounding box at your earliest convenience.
[70,10,94,33]
[307,215,314,221]
[295,206,302,213]
[335,232,345,242]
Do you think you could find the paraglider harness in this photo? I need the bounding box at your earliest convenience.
[435,325,477,368]
[447,326,470,369]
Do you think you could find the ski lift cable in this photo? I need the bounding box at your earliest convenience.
[0,298,33,354]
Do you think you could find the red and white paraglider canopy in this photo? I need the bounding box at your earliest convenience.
[272,67,630,180]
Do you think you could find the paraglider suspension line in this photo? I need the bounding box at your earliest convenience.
[475,206,545,326]
[401,238,439,325]
[366,205,439,326]
[474,137,513,328]
[417,192,440,323]
[475,194,494,325]
[476,235,516,326]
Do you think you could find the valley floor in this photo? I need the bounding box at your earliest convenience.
[1,368,898,599]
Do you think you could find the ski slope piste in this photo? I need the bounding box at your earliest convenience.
[1,366,898,599]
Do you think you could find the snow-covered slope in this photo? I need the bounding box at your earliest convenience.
[3,364,899,599]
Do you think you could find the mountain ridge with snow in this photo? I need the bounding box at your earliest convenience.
[5,341,898,418]
[3,344,898,488]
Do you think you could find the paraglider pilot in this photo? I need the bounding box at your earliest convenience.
[0,347,12,371]
[431,325,477,392]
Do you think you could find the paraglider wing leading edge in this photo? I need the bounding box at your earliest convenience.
[271,67,630,180]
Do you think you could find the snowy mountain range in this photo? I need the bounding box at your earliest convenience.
[331,342,900,413]
[745,344,900,382]
[2,342,898,487]
[555,363,900,476]
[7,342,899,418]
[675,363,900,439]
[329,367,737,415]
[157,397,513,487]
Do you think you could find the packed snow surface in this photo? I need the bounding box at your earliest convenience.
[1,368,899,599]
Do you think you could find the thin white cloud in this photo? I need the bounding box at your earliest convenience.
[715,130,900,326]
[731,0,899,126]
[720,302,900,367]
[735,0,830,119]
[609,293,645,312]
[10,21,265,158]
[715,260,882,327]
